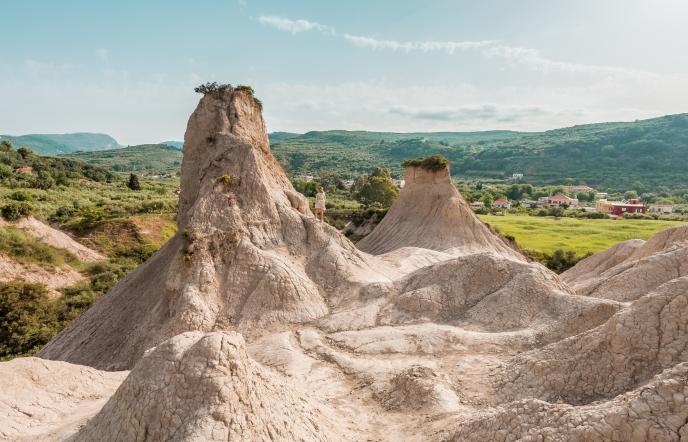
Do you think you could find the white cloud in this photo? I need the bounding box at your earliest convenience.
[343,34,495,54]
[259,78,687,135]
[96,48,109,63]
[238,0,247,7]
[387,104,552,123]
[343,34,660,81]
[258,15,334,35]
[481,44,660,80]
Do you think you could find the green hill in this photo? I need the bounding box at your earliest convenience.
[270,114,688,191]
[0,133,121,155]
[0,139,115,186]
[451,114,688,190]
[64,144,183,175]
[271,130,524,178]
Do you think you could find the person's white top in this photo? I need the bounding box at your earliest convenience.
[315,192,326,209]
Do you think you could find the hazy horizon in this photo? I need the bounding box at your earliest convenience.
[3,0,688,145]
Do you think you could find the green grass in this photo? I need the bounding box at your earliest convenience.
[0,226,81,268]
[479,214,688,256]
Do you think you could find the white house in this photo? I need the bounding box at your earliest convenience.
[648,203,674,214]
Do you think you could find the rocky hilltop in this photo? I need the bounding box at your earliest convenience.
[357,160,521,259]
[1,87,687,441]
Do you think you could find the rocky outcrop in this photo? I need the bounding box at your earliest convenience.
[563,225,688,301]
[38,86,393,371]
[76,332,344,441]
[357,164,522,260]
[497,277,688,405]
[443,363,688,442]
[0,357,126,441]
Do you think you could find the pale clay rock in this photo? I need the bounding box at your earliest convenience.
[1,87,683,441]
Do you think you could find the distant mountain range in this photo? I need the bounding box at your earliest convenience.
[0,133,121,155]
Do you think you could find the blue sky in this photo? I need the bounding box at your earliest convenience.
[2,0,687,144]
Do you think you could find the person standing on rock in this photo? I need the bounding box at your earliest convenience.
[315,186,326,222]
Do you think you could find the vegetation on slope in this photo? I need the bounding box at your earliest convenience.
[0,140,179,359]
[64,144,182,175]
[454,114,688,190]
[0,226,79,268]
[271,130,517,178]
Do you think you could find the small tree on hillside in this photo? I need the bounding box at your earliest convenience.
[0,140,13,152]
[355,167,399,208]
[128,173,141,191]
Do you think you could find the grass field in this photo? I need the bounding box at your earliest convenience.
[478,214,688,257]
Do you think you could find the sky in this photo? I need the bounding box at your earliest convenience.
[2,0,688,145]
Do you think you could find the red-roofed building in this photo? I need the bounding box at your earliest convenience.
[493,198,512,209]
[597,199,646,218]
[538,194,579,208]
[609,199,646,217]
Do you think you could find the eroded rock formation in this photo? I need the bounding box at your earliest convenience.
[3,87,685,441]
[357,164,522,259]
[75,332,346,441]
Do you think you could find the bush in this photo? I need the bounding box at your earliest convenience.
[218,174,233,185]
[0,281,60,359]
[33,170,56,190]
[194,82,232,96]
[235,85,255,95]
[525,249,590,273]
[401,154,450,171]
[576,211,607,219]
[127,173,141,191]
[1,201,32,221]
[355,167,399,208]
[8,190,33,201]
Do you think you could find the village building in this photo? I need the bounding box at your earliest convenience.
[648,203,674,214]
[512,173,524,180]
[538,194,579,209]
[470,201,485,209]
[520,199,538,208]
[597,199,646,218]
[493,198,512,209]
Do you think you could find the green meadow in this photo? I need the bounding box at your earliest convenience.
[478,214,688,257]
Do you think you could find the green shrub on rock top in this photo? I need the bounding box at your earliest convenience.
[401,154,450,172]
[194,82,232,97]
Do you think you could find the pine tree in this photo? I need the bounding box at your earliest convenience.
[128,173,141,191]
